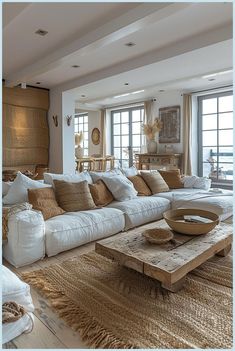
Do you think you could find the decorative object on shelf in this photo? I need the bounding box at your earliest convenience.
[75,131,84,158]
[66,115,72,126]
[164,144,174,154]
[91,128,101,145]
[163,209,219,235]
[159,105,180,143]
[142,118,163,153]
[52,115,58,127]
[142,228,173,244]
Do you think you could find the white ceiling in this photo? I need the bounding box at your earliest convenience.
[3,2,233,107]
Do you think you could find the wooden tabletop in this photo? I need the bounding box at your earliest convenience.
[96,220,232,292]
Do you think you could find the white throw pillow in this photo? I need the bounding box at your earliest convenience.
[90,169,123,183]
[121,166,138,177]
[44,171,93,186]
[182,175,211,191]
[102,175,138,201]
[2,182,12,197]
[2,172,50,205]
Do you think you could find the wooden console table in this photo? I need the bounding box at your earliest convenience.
[136,153,183,172]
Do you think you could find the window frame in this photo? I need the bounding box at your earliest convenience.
[198,90,233,187]
[111,105,144,167]
[74,112,89,156]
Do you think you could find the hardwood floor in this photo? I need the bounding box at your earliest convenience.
[2,216,232,349]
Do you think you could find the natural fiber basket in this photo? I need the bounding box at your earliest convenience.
[142,228,173,244]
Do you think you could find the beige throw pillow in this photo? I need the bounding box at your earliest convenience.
[140,171,169,194]
[128,175,152,196]
[89,180,114,206]
[158,169,183,189]
[28,187,65,220]
[54,180,96,212]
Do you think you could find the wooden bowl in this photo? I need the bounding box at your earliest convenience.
[163,209,220,235]
[142,228,173,244]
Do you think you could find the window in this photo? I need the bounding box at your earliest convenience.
[74,113,89,156]
[198,91,233,186]
[111,106,144,167]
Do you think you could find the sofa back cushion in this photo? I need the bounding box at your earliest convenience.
[44,171,93,187]
[121,166,138,177]
[102,175,138,201]
[181,175,212,190]
[28,187,65,220]
[158,169,183,189]
[89,169,123,183]
[89,180,114,206]
[128,175,151,196]
[54,180,96,212]
[2,172,50,205]
[140,171,169,194]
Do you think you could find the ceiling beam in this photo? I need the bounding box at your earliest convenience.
[5,2,193,87]
[56,23,232,93]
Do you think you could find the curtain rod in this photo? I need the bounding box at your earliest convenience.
[190,84,233,95]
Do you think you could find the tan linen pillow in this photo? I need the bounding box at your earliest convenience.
[28,187,65,220]
[54,180,96,212]
[140,171,169,194]
[89,180,114,206]
[158,169,183,189]
[128,175,152,196]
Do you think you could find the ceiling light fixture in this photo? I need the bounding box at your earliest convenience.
[159,89,165,92]
[71,65,80,68]
[35,29,48,36]
[113,90,145,99]
[202,69,232,79]
[81,95,86,98]
[125,42,136,47]
[36,82,41,85]
[124,83,129,85]
[208,78,216,81]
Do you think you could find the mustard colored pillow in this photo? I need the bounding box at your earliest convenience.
[140,171,169,194]
[158,169,183,189]
[54,180,96,212]
[28,187,65,220]
[89,180,114,206]
[128,175,152,196]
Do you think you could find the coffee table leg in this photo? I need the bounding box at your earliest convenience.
[216,244,232,257]
[161,276,186,293]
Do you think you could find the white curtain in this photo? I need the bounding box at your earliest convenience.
[100,109,106,156]
[183,94,192,175]
[144,100,155,123]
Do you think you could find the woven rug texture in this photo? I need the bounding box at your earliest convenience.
[22,251,232,349]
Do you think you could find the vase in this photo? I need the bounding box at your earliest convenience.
[75,146,84,158]
[147,140,158,153]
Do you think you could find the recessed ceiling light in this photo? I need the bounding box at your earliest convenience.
[81,95,86,98]
[35,29,48,36]
[124,83,129,85]
[125,42,136,47]
[36,82,41,85]
[71,65,80,68]
[208,78,216,81]
[159,90,165,92]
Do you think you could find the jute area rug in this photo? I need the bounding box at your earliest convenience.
[22,251,232,349]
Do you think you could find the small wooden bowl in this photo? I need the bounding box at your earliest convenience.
[163,209,220,235]
[142,228,173,244]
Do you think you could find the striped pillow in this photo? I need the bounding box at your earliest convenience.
[54,180,96,212]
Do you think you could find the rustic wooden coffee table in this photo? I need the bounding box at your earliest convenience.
[95,220,232,292]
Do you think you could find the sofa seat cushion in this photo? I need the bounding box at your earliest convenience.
[107,197,171,230]
[45,208,125,256]
[153,188,233,221]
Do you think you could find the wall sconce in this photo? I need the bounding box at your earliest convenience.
[52,115,58,127]
[66,115,72,126]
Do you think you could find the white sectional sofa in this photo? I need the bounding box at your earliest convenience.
[2,170,233,268]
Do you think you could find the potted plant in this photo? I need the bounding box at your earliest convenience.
[142,118,163,153]
[75,131,84,158]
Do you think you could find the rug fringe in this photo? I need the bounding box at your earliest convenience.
[22,271,135,349]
